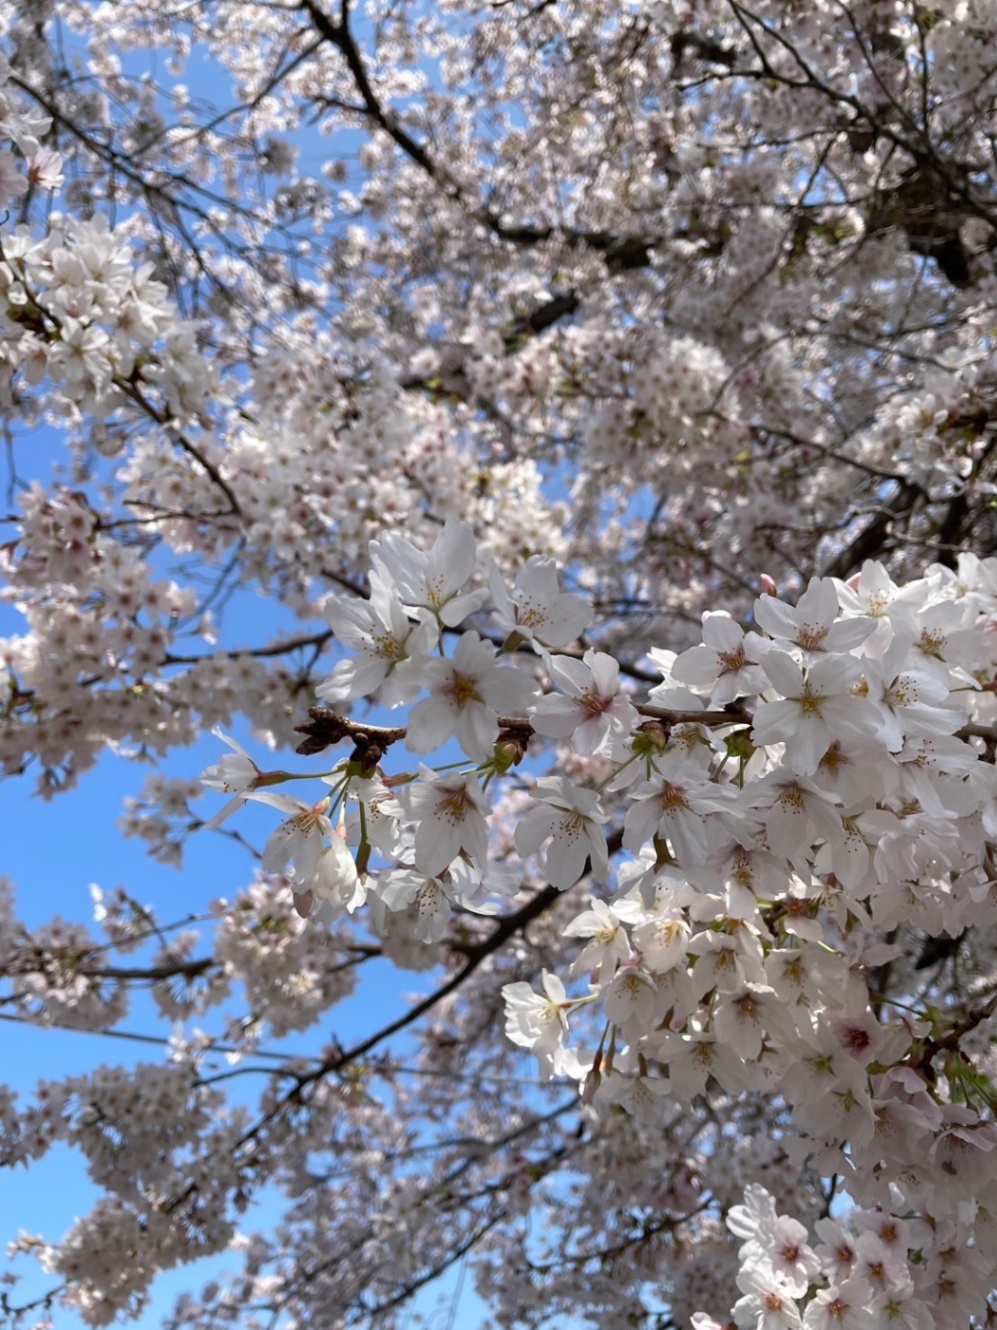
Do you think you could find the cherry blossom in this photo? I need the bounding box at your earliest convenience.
[306,835,363,919]
[316,575,435,705]
[490,556,592,651]
[502,970,571,1077]
[405,630,534,759]
[754,580,876,660]
[9,4,997,1327]
[513,775,611,889]
[751,652,874,775]
[370,516,488,628]
[529,649,637,755]
[672,613,769,706]
[199,728,290,827]
[401,766,490,877]
[623,769,740,864]
[251,792,334,887]
[563,897,636,982]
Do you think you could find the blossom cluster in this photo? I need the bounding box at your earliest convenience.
[0,54,62,211]
[3,1056,239,1326]
[694,1183,985,1330]
[204,519,997,1327]
[0,867,377,1322]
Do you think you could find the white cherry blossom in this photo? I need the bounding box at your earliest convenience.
[514,775,610,888]
[502,970,570,1077]
[564,898,636,982]
[317,576,435,705]
[371,516,488,627]
[623,770,740,864]
[752,651,875,775]
[402,766,490,877]
[490,555,592,650]
[529,649,637,755]
[673,612,769,705]
[755,579,876,659]
[406,630,534,759]
[307,836,362,917]
[199,729,289,827]
[374,868,458,943]
[252,792,333,887]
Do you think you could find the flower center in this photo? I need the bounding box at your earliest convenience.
[796,623,828,651]
[446,671,480,707]
[659,782,690,811]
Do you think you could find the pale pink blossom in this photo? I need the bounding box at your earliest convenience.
[752,650,876,775]
[251,791,333,887]
[623,770,739,864]
[530,649,637,755]
[754,577,876,658]
[673,612,768,705]
[733,1263,803,1330]
[27,147,64,191]
[564,898,635,982]
[802,1279,876,1330]
[514,776,610,888]
[300,836,363,919]
[402,766,490,876]
[503,970,570,1076]
[375,868,457,943]
[406,630,534,759]
[371,515,488,626]
[490,555,592,650]
[317,576,435,705]
[200,728,290,828]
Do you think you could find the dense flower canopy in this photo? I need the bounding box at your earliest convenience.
[3,1,997,1327]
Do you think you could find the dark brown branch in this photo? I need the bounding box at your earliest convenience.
[819,481,921,579]
[164,629,335,666]
[211,880,563,1175]
[294,707,408,757]
[295,704,752,761]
